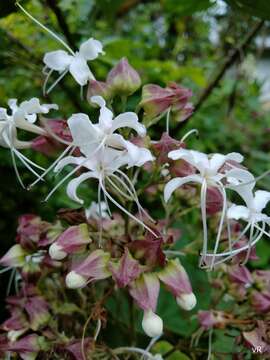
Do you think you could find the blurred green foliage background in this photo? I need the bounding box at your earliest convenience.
[1,0,270,343]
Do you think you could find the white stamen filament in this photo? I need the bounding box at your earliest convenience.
[199,180,208,266]
[28,144,75,189]
[46,68,69,95]
[180,129,198,143]
[116,169,156,223]
[166,107,171,135]
[16,2,75,55]
[113,347,155,359]
[205,222,266,266]
[100,180,158,238]
[210,183,227,269]
[94,318,102,341]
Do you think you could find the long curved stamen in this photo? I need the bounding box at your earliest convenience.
[206,224,265,266]
[199,180,208,267]
[203,219,251,260]
[6,268,16,296]
[242,221,255,265]
[107,176,133,201]
[98,180,103,248]
[207,328,213,360]
[163,250,185,257]
[11,147,25,188]
[16,2,75,55]
[44,137,107,201]
[14,148,45,171]
[113,347,155,359]
[109,173,143,219]
[14,149,43,179]
[3,128,25,187]
[43,68,53,96]
[0,267,12,275]
[180,129,199,143]
[28,144,75,189]
[94,318,102,341]
[100,181,158,238]
[142,335,161,360]
[210,183,227,269]
[44,160,86,202]
[46,69,69,94]
[5,129,42,185]
[166,107,171,135]
[116,169,156,223]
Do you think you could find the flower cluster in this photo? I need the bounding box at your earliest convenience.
[0,4,269,359]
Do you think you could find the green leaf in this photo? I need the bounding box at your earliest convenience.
[153,341,191,360]
[163,0,213,16]
[225,0,270,20]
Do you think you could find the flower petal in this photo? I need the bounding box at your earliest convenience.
[164,175,202,202]
[19,98,58,116]
[79,38,104,60]
[226,169,255,207]
[54,156,86,172]
[67,171,98,204]
[43,50,73,72]
[69,54,93,86]
[168,149,209,174]
[253,190,270,213]
[67,113,100,155]
[111,112,146,137]
[91,96,113,131]
[227,204,250,220]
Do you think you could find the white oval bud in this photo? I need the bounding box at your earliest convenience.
[49,243,67,260]
[66,271,87,289]
[142,310,163,338]
[176,292,197,311]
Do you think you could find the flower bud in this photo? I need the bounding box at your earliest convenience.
[107,57,141,96]
[228,265,253,287]
[158,258,196,310]
[251,291,270,312]
[139,82,193,123]
[87,80,112,102]
[129,273,160,312]
[49,224,91,260]
[176,293,197,311]
[0,244,26,268]
[142,310,163,338]
[5,334,49,358]
[49,243,66,260]
[109,249,143,288]
[66,271,87,289]
[65,250,111,289]
[197,310,227,330]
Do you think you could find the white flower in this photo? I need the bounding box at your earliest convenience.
[43,38,104,92]
[163,148,245,267]
[203,168,270,265]
[0,98,58,187]
[68,95,150,166]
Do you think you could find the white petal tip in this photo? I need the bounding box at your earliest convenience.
[49,243,67,260]
[142,310,163,338]
[65,271,87,289]
[176,293,197,311]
